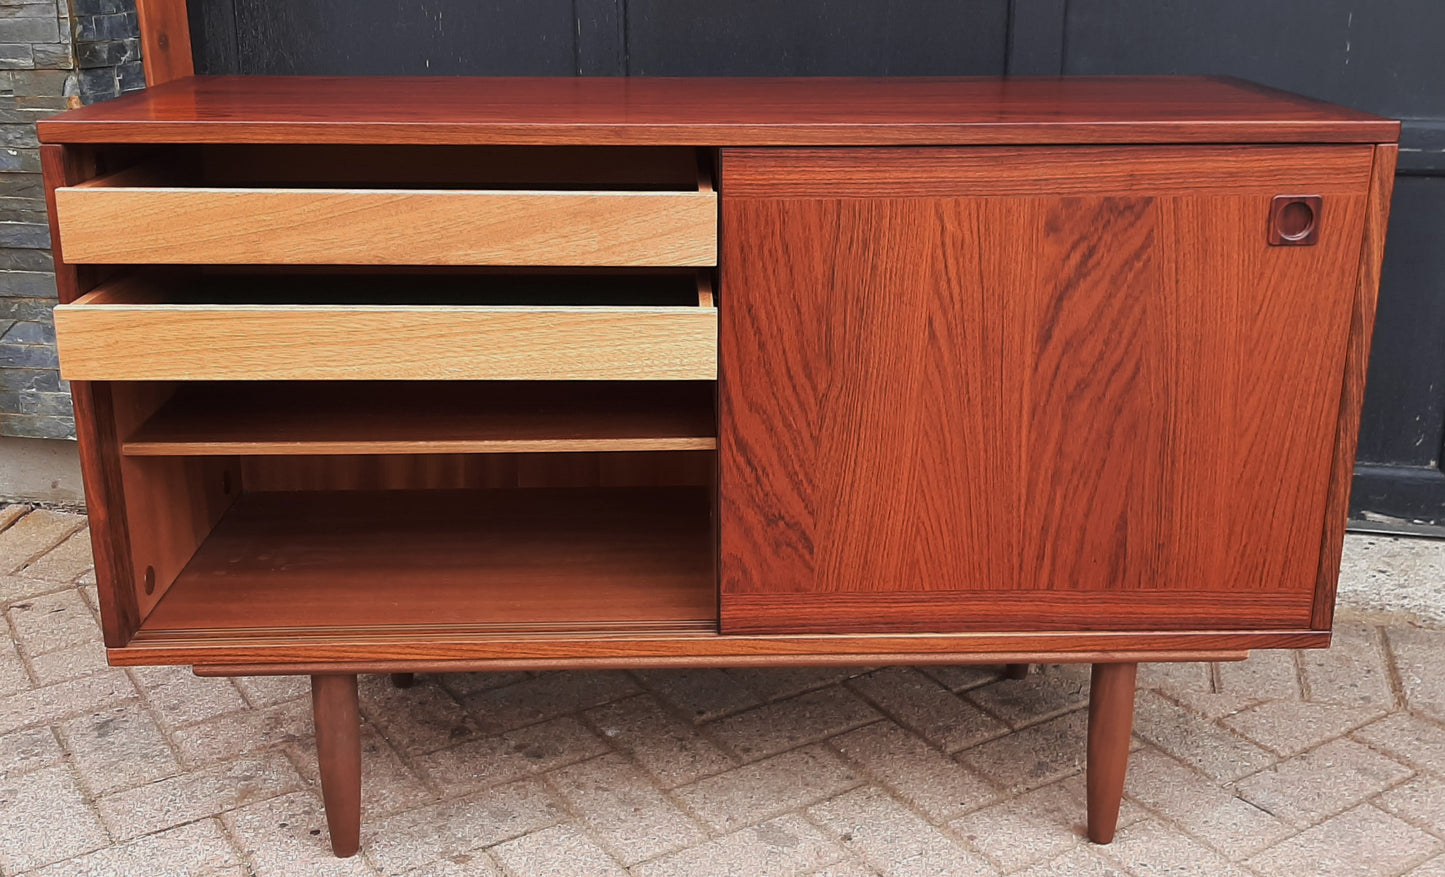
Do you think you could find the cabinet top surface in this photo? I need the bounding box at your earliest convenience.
[37,75,1397,146]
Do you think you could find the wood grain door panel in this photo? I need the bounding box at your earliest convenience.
[718,147,1372,634]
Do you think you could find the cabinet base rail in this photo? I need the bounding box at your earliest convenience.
[183,649,1252,676]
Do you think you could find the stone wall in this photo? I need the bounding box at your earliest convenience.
[0,0,141,440]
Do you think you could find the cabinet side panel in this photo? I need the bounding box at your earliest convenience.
[42,145,139,647]
[110,383,240,618]
[67,385,140,647]
[1313,143,1400,629]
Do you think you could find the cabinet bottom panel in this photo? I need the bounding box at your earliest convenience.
[135,487,717,638]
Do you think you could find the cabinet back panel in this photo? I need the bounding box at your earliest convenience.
[241,452,713,492]
[718,146,1371,633]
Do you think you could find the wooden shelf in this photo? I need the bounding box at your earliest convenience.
[136,487,717,639]
[123,383,716,456]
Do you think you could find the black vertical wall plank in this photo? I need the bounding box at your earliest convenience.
[1357,177,1445,471]
[1060,0,1445,119]
[623,0,1009,76]
[191,1,1010,77]
[1350,171,1445,529]
[1398,123,1445,175]
[1007,0,1066,75]
[574,0,626,76]
[219,1,579,75]
[188,0,238,75]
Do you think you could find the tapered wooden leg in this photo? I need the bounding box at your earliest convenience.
[1004,663,1031,679]
[311,674,361,858]
[390,673,415,689]
[1086,662,1137,845]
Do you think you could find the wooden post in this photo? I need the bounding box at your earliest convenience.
[311,674,362,857]
[135,0,195,86]
[1086,662,1137,844]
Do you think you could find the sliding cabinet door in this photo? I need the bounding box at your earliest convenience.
[719,146,1376,634]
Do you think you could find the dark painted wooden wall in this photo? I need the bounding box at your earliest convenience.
[187,0,1445,532]
[187,1,1011,77]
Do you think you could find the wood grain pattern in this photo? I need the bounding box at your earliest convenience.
[310,674,361,858]
[66,383,139,647]
[720,591,1316,634]
[134,0,194,86]
[40,145,99,305]
[54,182,717,266]
[1086,662,1138,844]
[119,456,238,618]
[139,488,716,635]
[1312,143,1400,629]
[54,280,717,382]
[41,144,139,648]
[721,145,1375,198]
[192,653,1249,676]
[35,76,1398,146]
[719,147,1370,634]
[110,382,238,618]
[237,451,713,493]
[110,631,1324,669]
[121,382,716,456]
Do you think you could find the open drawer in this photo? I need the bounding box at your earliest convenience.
[52,147,717,267]
[54,272,717,381]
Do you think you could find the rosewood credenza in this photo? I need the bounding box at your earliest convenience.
[38,73,1398,856]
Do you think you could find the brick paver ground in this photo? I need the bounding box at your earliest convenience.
[1,504,1443,875]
